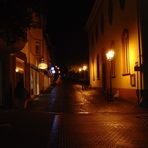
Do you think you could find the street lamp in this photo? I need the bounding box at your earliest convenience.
[83,65,87,71]
[106,50,115,101]
[81,65,88,90]
[38,58,48,70]
[79,68,82,72]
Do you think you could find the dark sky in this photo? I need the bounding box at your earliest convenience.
[46,0,95,66]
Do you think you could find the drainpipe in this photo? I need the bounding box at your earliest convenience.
[136,0,143,104]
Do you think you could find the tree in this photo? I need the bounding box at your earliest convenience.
[0,0,48,54]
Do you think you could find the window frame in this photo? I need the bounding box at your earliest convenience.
[121,29,130,75]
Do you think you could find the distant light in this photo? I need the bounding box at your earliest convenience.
[15,67,24,73]
[79,68,82,72]
[51,70,56,74]
[51,67,54,70]
[83,65,87,71]
[15,68,19,72]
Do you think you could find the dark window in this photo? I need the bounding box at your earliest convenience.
[96,23,98,41]
[36,41,40,56]
[108,0,113,25]
[119,0,126,10]
[91,31,96,47]
[101,14,104,34]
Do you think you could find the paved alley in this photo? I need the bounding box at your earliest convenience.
[1,82,148,147]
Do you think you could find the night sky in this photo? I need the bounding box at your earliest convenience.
[46,0,95,67]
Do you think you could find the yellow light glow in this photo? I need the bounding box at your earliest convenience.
[106,50,115,60]
[83,65,87,71]
[38,58,48,70]
[79,68,82,72]
[15,68,19,72]
[15,67,24,73]
[38,62,48,69]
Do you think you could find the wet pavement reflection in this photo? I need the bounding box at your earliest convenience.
[1,81,148,147]
[29,81,148,147]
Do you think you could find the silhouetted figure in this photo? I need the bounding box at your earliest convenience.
[81,70,89,90]
[81,79,89,90]
[14,78,28,109]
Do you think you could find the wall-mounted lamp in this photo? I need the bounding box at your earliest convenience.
[38,58,48,70]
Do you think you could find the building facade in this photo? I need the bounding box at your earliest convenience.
[86,0,148,105]
[0,12,51,108]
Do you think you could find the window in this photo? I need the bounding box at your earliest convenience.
[121,29,130,75]
[108,0,113,25]
[36,41,41,56]
[96,23,98,41]
[97,54,100,79]
[101,14,104,34]
[90,32,94,48]
[119,0,126,10]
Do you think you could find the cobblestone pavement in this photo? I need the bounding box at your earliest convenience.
[1,82,148,148]
[52,113,148,148]
[29,83,148,148]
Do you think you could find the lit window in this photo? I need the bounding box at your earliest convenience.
[121,29,130,75]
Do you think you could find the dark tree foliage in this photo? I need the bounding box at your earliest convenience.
[0,0,32,43]
[0,0,48,50]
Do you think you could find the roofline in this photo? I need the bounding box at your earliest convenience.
[84,0,103,32]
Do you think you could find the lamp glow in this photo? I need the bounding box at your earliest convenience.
[51,67,54,70]
[106,50,115,61]
[51,70,56,74]
[38,58,48,70]
[79,68,82,72]
[15,68,19,72]
[83,65,87,71]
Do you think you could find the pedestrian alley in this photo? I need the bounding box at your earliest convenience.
[1,82,148,148]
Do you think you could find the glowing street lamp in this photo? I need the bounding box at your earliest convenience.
[38,58,48,70]
[106,50,115,101]
[51,70,56,74]
[83,65,87,71]
[79,68,82,72]
[51,67,55,71]
[106,50,115,61]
